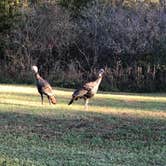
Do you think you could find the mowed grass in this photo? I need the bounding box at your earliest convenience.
[0,84,166,166]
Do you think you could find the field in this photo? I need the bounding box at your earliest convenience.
[0,84,166,166]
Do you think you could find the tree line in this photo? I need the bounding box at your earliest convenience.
[1,0,166,92]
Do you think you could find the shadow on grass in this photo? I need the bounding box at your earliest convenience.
[0,110,166,165]
[0,110,165,143]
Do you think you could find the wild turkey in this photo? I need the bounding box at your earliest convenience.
[68,68,105,109]
[31,65,57,105]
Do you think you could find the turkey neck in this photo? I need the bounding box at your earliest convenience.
[35,73,41,80]
[95,75,103,87]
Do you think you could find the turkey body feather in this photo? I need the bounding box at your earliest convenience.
[68,69,104,108]
[32,66,57,105]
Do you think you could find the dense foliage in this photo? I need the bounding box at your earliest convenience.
[1,0,166,92]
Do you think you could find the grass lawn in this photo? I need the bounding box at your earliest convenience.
[0,84,166,166]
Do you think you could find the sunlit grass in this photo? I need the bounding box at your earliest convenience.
[0,84,166,165]
[0,84,166,119]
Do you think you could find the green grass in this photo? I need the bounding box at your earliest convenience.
[0,84,166,166]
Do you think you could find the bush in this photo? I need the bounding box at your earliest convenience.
[1,0,166,92]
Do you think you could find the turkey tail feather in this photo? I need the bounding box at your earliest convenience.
[68,99,74,105]
[50,96,57,104]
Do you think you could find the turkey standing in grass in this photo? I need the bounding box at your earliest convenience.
[68,69,105,110]
[31,65,57,105]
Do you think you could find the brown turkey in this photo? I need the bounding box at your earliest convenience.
[31,66,57,105]
[68,69,105,110]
